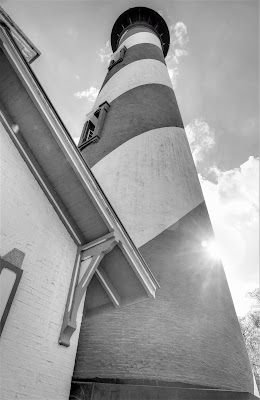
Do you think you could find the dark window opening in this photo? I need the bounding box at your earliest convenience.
[82,120,95,143]
[94,109,100,119]
[78,101,110,150]
[108,46,127,71]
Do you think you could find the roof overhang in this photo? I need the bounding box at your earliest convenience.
[0,6,40,63]
[0,24,159,320]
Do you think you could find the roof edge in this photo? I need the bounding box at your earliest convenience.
[0,6,40,63]
[0,24,159,297]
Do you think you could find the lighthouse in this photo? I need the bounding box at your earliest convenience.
[73,7,254,399]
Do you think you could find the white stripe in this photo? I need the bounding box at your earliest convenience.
[118,31,162,52]
[92,127,204,248]
[95,59,172,108]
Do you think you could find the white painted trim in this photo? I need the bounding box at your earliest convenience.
[81,256,100,288]
[0,25,159,295]
[80,232,116,251]
[0,10,40,63]
[0,27,113,231]
[120,243,157,297]
[68,253,81,313]
[95,58,172,108]
[96,268,121,308]
[118,31,162,52]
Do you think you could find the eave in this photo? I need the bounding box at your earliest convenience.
[0,6,40,63]
[0,24,159,328]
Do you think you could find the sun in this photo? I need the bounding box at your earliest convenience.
[201,240,221,260]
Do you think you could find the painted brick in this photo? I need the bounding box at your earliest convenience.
[0,123,82,400]
[119,26,159,45]
[70,382,258,400]
[101,43,165,89]
[76,20,253,396]
[82,85,183,168]
[74,202,253,393]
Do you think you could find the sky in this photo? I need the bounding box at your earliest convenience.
[2,0,259,316]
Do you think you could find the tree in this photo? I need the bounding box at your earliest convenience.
[239,288,260,392]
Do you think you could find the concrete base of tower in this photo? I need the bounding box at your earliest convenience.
[70,380,257,399]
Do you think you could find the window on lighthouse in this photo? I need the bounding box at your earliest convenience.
[83,120,95,142]
[108,46,127,71]
[78,102,110,150]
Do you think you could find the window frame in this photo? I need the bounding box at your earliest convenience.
[108,46,127,71]
[0,259,23,335]
[78,101,110,150]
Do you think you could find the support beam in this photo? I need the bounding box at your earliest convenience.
[59,232,119,347]
[67,254,102,331]
[96,266,121,308]
[80,231,117,251]
[81,232,119,259]
[119,242,158,298]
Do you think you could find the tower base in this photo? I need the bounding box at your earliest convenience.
[70,380,257,400]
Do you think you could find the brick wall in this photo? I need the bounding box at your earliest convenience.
[0,123,81,399]
[74,201,253,393]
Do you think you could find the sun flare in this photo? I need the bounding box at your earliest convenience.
[201,240,221,260]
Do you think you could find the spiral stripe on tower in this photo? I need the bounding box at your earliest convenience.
[76,8,253,395]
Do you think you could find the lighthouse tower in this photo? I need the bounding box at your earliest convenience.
[73,7,254,399]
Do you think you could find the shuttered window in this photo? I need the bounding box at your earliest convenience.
[78,102,110,149]
[108,46,127,71]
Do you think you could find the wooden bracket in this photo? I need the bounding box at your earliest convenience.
[59,232,119,347]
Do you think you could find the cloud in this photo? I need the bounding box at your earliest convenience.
[206,156,259,226]
[74,86,98,101]
[67,27,78,41]
[170,22,189,47]
[185,118,215,165]
[97,40,112,64]
[199,156,259,316]
[184,117,259,316]
[174,48,189,61]
[166,22,189,88]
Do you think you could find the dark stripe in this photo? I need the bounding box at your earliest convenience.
[72,377,213,389]
[70,381,256,400]
[119,26,158,45]
[81,84,183,168]
[101,43,165,90]
[74,201,252,392]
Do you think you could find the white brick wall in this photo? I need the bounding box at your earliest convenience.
[0,123,82,400]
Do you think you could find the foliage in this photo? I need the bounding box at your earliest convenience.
[239,288,260,392]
